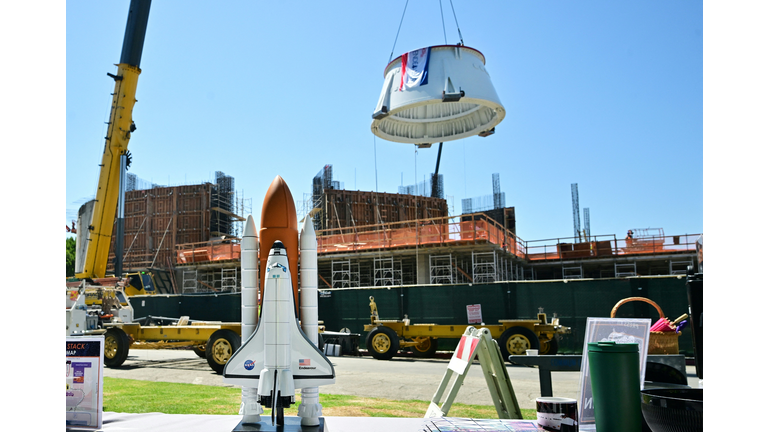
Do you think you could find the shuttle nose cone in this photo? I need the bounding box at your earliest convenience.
[261,176,297,230]
[269,240,286,255]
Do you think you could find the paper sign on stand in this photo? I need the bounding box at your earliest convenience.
[66,336,105,430]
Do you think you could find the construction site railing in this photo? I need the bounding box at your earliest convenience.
[317,213,699,264]
[176,239,241,264]
[316,213,525,258]
[523,233,701,261]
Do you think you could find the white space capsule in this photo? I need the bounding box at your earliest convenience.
[371,44,505,145]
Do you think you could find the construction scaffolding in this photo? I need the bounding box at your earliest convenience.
[429,254,454,284]
[472,251,498,283]
[331,260,360,288]
[374,257,402,286]
[211,171,236,237]
[180,267,241,294]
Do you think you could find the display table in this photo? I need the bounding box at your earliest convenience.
[80,412,425,432]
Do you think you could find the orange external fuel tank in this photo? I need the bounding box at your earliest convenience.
[259,175,299,316]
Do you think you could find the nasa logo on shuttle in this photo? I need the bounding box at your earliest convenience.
[244,360,255,370]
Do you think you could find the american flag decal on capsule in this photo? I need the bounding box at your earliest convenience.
[299,359,310,366]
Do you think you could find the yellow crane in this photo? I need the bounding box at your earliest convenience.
[75,0,150,281]
[67,1,247,374]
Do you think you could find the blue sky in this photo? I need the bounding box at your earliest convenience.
[65,0,703,242]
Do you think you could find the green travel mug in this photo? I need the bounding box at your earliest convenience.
[587,341,642,432]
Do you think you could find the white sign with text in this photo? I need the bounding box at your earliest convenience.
[466,304,483,324]
[66,336,105,430]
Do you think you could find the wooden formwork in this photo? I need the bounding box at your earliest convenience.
[319,189,448,231]
[107,184,217,272]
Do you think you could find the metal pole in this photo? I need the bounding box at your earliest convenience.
[114,154,127,277]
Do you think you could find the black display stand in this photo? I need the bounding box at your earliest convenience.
[232,417,325,432]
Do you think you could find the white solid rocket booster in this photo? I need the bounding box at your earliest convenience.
[298,217,322,426]
[239,215,263,422]
[241,215,259,343]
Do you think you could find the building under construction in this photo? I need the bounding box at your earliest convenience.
[106,171,250,293]
[309,171,698,288]
[314,212,700,289]
[113,165,699,294]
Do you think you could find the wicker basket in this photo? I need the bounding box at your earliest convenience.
[611,297,680,355]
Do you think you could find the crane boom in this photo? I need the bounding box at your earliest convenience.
[75,0,151,279]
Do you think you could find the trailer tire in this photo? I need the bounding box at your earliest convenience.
[193,343,207,358]
[539,337,559,355]
[104,328,130,368]
[498,326,540,359]
[206,329,240,374]
[366,326,400,360]
[410,337,439,358]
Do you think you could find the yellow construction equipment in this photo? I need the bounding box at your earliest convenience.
[363,296,570,361]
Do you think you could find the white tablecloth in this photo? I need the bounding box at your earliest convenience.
[79,412,425,432]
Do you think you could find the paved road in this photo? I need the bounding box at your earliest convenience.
[105,349,698,411]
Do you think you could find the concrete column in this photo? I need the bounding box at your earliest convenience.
[417,255,429,285]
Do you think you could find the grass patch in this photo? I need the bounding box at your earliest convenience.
[104,378,537,419]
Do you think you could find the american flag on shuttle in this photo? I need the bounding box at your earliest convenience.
[299,359,310,366]
[399,47,431,91]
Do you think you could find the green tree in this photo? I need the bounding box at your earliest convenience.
[66,237,76,277]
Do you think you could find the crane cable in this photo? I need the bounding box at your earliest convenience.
[388,0,410,63]
[440,0,447,45]
[449,0,464,45]
[389,0,465,64]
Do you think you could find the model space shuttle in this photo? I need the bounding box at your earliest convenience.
[223,176,334,428]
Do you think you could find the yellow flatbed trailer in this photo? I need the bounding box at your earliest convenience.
[363,297,570,361]
[68,284,325,374]
[102,321,242,373]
